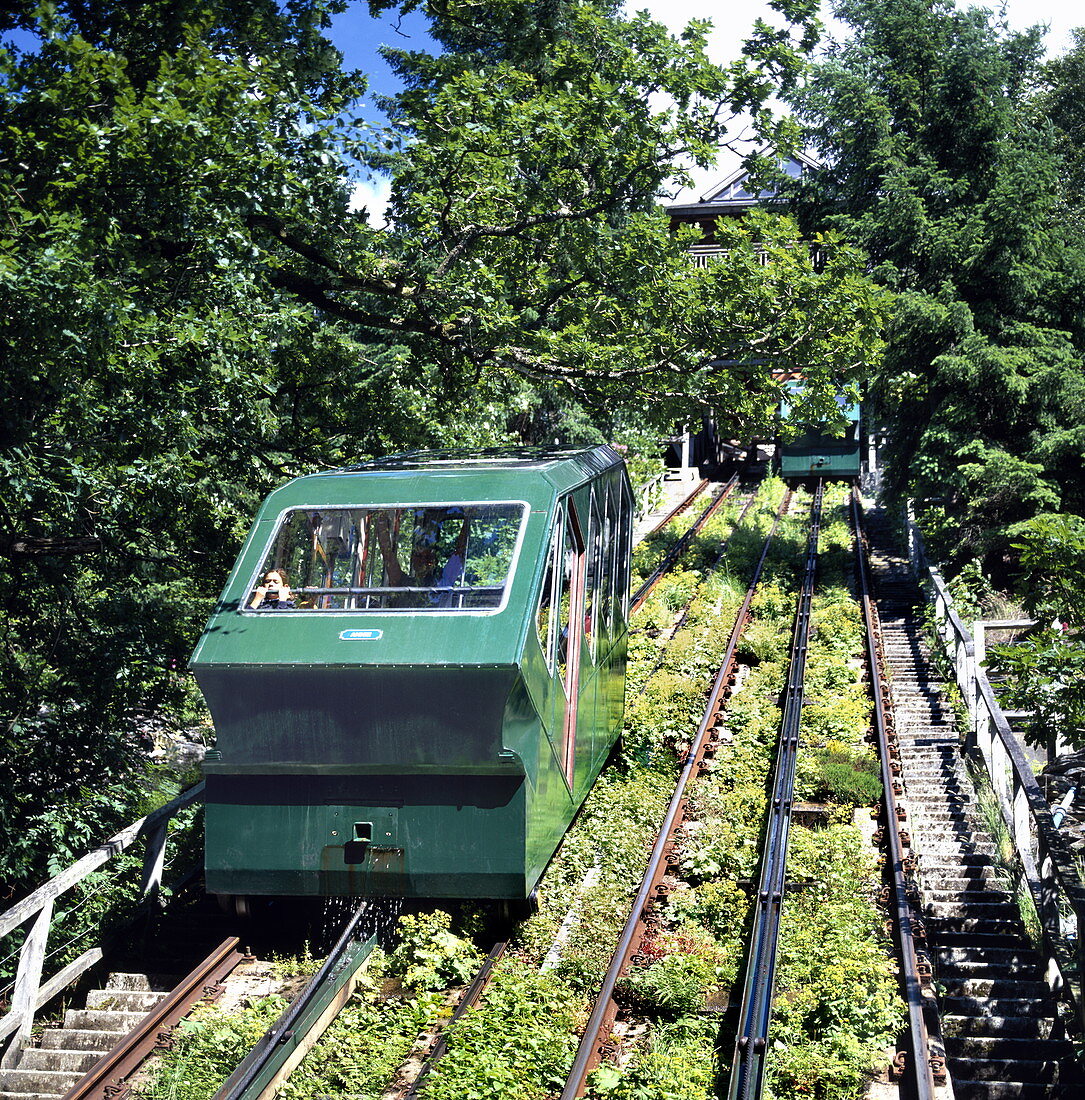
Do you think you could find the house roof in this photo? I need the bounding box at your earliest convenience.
[666,151,820,217]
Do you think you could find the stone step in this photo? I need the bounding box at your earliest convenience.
[924,875,1003,893]
[943,996,1060,1021]
[935,945,1043,969]
[946,1057,1060,1084]
[910,814,988,831]
[926,901,1019,920]
[0,1069,83,1095]
[928,932,1029,959]
[906,793,972,805]
[944,1034,1072,1061]
[61,1008,147,1032]
[917,839,999,856]
[15,1048,101,1075]
[942,1013,1055,1039]
[927,929,1030,949]
[941,978,1052,1000]
[951,1080,1064,1100]
[38,1029,122,1052]
[922,852,999,869]
[104,971,176,993]
[85,988,165,1012]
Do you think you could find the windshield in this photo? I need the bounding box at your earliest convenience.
[246,502,526,612]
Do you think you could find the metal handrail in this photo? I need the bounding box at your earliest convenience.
[905,505,1085,1035]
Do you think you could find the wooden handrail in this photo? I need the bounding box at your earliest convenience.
[0,782,204,1067]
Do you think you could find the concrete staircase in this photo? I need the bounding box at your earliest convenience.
[867,520,1081,1099]
[0,972,174,1100]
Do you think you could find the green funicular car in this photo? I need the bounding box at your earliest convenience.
[191,446,633,901]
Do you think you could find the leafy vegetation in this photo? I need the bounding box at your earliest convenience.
[135,993,296,1100]
[386,910,483,991]
[134,942,450,1100]
[0,0,888,902]
[791,0,1085,578]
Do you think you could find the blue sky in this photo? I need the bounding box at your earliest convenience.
[329,4,434,103]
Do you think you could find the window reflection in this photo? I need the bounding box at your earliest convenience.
[247,503,525,612]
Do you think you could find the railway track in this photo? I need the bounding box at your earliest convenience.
[852,491,941,1099]
[558,489,792,1098]
[640,478,711,538]
[630,474,738,613]
[725,482,824,1100]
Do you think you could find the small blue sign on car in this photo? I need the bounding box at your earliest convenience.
[339,629,383,641]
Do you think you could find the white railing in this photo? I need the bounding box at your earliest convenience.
[688,243,826,269]
[905,509,1085,1033]
[0,782,204,1067]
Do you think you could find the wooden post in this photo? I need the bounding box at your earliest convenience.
[1,899,54,1069]
[139,821,169,901]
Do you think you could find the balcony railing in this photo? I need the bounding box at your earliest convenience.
[687,243,826,270]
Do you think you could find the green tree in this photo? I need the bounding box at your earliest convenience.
[0,0,458,891]
[987,514,1085,751]
[0,0,884,893]
[791,0,1085,572]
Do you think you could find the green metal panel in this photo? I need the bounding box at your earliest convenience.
[194,447,631,900]
[779,441,861,479]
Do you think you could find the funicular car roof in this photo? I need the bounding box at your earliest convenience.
[273,445,626,507]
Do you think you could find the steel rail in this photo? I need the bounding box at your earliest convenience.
[851,489,940,1098]
[399,940,507,1099]
[637,490,762,688]
[630,475,739,614]
[643,478,711,537]
[559,490,792,1100]
[727,481,824,1100]
[213,904,376,1100]
[61,937,248,1100]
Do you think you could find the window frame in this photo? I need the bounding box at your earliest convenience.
[239,498,531,616]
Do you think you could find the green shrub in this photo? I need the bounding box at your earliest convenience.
[665,879,749,941]
[422,961,582,1100]
[616,952,717,1017]
[134,996,289,1100]
[587,1016,717,1100]
[807,747,882,806]
[387,910,482,991]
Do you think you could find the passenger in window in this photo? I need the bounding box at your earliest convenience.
[375,513,469,585]
[249,569,295,609]
[425,513,471,591]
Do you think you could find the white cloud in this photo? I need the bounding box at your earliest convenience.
[348,176,392,226]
